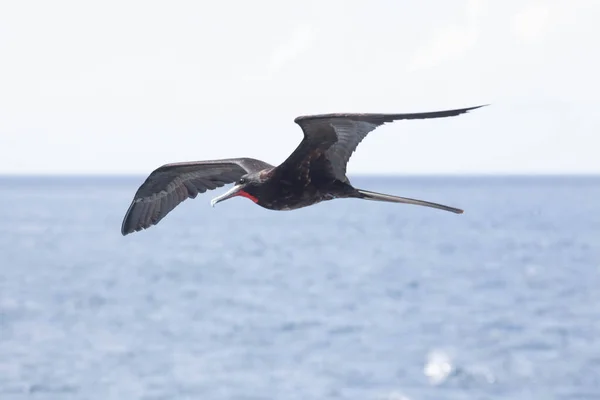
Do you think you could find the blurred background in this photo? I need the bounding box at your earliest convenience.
[1,1,599,399]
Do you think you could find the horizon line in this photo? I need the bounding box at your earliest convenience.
[1,172,599,178]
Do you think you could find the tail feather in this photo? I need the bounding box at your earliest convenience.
[356,188,463,214]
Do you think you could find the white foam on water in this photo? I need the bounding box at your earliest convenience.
[424,349,453,385]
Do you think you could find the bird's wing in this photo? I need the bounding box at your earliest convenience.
[121,157,273,235]
[280,105,486,181]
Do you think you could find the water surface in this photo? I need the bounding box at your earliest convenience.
[1,175,599,399]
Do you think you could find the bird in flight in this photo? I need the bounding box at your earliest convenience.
[121,104,486,235]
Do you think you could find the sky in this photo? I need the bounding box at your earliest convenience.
[0,0,598,175]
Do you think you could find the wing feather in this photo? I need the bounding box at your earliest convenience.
[121,157,273,235]
[283,105,487,180]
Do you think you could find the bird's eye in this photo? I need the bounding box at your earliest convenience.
[238,178,246,184]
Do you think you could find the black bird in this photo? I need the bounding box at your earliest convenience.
[121,105,486,235]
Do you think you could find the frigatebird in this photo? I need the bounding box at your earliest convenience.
[121,104,486,235]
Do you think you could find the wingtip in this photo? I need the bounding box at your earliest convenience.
[120,223,133,236]
[470,104,490,111]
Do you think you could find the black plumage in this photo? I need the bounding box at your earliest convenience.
[121,105,486,235]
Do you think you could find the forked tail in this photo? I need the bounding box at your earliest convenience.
[356,188,464,214]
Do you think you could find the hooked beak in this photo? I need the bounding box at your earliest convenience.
[210,184,243,207]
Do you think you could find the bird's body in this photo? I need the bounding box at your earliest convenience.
[121,105,487,235]
[242,168,357,211]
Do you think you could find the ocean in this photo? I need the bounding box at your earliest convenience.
[1,175,599,400]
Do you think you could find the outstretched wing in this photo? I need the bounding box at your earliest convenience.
[279,105,487,181]
[121,157,273,235]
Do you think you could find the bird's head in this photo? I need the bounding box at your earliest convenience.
[210,171,266,207]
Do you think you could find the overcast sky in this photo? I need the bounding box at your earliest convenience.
[0,0,598,175]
